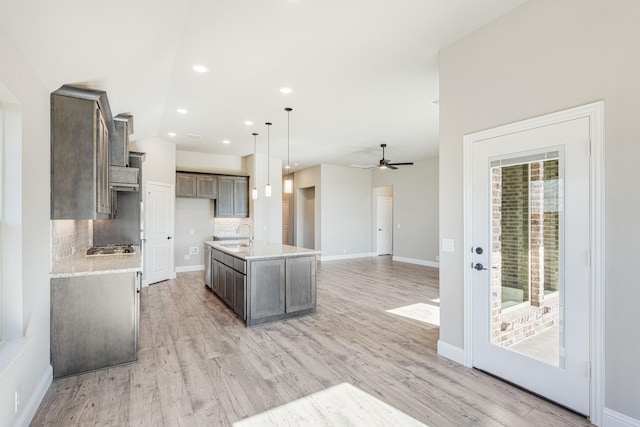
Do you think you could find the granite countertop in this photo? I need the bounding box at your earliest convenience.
[204,240,319,260]
[50,247,142,278]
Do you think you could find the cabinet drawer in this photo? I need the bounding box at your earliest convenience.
[213,248,225,262]
[223,253,235,267]
[233,257,246,274]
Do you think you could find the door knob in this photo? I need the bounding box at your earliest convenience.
[167,236,172,240]
[473,263,487,271]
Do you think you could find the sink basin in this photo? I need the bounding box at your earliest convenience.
[219,243,251,249]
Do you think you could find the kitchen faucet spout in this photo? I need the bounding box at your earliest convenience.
[236,223,253,245]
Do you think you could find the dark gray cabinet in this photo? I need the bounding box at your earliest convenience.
[249,259,285,320]
[210,247,247,319]
[176,173,217,199]
[111,113,133,167]
[51,271,140,378]
[285,256,317,313]
[51,85,114,219]
[216,176,249,217]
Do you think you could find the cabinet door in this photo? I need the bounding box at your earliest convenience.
[233,177,249,217]
[95,108,111,215]
[233,271,246,319]
[197,175,217,199]
[285,256,317,312]
[176,173,197,197]
[223,265,235,306]
[215,260,225,298]
[216,178,234,216]
[250,259,285,319]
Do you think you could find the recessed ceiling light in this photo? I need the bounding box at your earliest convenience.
[168,132,176,137]
[192,64,209,73]
[280,87,292,94]
[222,140,230,144]
[244,120,254,126]
[177,108,188,114]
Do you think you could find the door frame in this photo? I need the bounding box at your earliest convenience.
[462,102,604,424]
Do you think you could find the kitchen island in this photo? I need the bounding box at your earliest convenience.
[203,240,319,326]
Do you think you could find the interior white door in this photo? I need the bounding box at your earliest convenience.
[145,182,174,285]
[377,197,393,255]
[471,117,590,414]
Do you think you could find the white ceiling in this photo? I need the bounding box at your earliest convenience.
[0,0,526,171]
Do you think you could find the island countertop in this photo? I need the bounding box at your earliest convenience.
[204,240,319,260]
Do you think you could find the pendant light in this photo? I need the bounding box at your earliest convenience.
[251,132,259,200]
[265,122,272,197]
[283,107,293,194]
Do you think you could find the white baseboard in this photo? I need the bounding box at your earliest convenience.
[437,340,465,365]
[175,264,204,273]
[320,252,374,262]
[16,364,52,427]
[603,408,640,427]
[392,256,439,268]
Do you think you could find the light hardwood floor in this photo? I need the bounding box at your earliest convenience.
[31,257,593,426]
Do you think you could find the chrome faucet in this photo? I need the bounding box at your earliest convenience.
[236,223,253,245]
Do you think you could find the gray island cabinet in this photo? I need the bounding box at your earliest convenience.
[204,241,318,326]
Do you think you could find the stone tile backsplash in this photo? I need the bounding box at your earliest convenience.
[213,217,253,237]
[51,219,93,263]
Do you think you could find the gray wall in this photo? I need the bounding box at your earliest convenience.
[174,198,215,268]
[320,164,372,258]
[439,0,640,420]
[372,156,439,264]
[0,25,52,425]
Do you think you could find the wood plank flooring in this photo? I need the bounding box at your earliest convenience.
[31,257,593,426]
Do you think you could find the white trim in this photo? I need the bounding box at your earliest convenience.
[437,340,464,365]
[462,101,605,424]
[320,252,375,262]
[176,264,204,273]
[602,409,640,427]
[15,364,52,427]
[392,256,439,268]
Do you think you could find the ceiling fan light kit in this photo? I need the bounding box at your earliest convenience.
[377,143,414,170]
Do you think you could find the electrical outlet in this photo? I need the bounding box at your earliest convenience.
[184,254,190,260]
[189,246,199,255]
[15,386,21,413]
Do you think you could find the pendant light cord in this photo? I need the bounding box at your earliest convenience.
[265,122,272,185]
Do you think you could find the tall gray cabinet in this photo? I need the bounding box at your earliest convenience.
[51,85,114,219]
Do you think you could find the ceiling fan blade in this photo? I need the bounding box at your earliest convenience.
[387,162,414,166]
[388,164,398,170]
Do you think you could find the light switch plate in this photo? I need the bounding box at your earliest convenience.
[442,238,454,252]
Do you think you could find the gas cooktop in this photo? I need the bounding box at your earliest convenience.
[86,244,136,256]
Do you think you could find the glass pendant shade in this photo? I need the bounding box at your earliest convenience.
[252,187,258,200]
[265,122,272,197]
[284,178,293,194]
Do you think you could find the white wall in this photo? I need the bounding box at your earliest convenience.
[439,0,640,421]
[0,24,52,426]
[372,156,439,265]
[130,137,177,193]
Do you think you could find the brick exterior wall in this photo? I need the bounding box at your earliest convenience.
[491,159,560,348]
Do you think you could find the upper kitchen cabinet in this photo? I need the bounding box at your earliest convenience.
[51,85,114,219]
[216,176,249,217]
[111,113,133,167]
[176,172,217,199]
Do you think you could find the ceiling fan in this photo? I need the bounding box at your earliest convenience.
[376,144,414,170]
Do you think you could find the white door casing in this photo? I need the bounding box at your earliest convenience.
[376,196,393,255]
[462,102,604,423]
[144,181,175,286]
